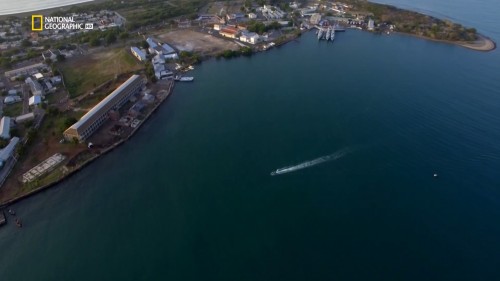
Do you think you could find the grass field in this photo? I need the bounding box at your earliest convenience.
[2,101,23,117]
[59,48,143,98]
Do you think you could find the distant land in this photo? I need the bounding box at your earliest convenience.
[0,0,97,16]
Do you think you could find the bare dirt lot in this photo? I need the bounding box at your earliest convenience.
[157,30,240,55]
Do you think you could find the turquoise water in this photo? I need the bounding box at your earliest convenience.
[1,0,500,280]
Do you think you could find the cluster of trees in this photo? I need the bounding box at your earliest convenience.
[343,0,477,42]
[75,28,128,46]
[216,47,253,59]
[246,20,283,34]
[144,61,157,83]
[179,51,201,64]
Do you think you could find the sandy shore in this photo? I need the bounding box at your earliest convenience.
[457,34,496,52]
[396,31,496,52]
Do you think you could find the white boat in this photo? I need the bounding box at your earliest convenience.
[179,77,194,82]
[325,28,330,40]
[317,29,323,40]
[331,27,335,41]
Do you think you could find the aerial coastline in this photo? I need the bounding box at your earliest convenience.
[0,0,496,210]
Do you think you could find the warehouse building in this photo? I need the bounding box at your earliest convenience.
[0,117,11,139]
[63,75,144,142]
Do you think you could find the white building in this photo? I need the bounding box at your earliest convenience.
[29,95,42,106]
[146,37,177,57]
[368,19,375,30]
[0,117,11,139]
[240,32,262,44]
[25,77,43,96]
[248,13,257,19]
[15,113,35,123]
[130,46,147,61]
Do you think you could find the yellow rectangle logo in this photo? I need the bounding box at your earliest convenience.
[32,15,43,31]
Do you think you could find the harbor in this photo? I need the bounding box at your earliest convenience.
[315,20,346,41]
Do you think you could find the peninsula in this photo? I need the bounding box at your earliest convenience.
[0,0,495,209]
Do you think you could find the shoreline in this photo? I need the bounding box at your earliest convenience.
[0,81,174,209]
[0,8,496,209]
[396,31,496,52]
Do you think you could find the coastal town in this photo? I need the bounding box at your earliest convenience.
[0,0,496,225]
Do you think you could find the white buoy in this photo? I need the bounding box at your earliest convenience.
[433,173,438,178]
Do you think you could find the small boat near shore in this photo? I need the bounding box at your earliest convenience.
[174,75,194,82]
[15,218,22,228]
[8,209,15,216]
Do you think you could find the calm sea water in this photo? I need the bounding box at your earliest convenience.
[0,0,94,16]
[1,0,500,280]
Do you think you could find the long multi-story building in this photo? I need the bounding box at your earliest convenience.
[63,75,144,142]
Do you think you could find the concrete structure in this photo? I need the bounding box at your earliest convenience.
[310,13,322,25]
[63,75,144,141]
[240,32,261,44]
[226,13,245,21]
[15,112,35,123]
[42,49,62,61]
[4,96,21,104]
[146,37,177,57]
[261,5,286,19]
[130,46,147,61]
[0,137,19,164]
[4,63,46,78]
[34,73,44,80]
[25,77,43,96]
[368,19,375,31]
[22,153,66,183]
[219,27,239,38]
[300,7,317,17]
[29,95,42,106]
[0,117,11,139]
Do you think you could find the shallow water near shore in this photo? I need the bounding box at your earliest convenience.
[1,0,500,280]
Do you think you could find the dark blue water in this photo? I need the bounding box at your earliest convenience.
[1,0,499,280]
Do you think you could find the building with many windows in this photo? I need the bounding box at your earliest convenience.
[63,75,144,142]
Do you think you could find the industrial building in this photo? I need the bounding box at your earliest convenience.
[25,77,44,96]
[240,32,262,44]
[219,27,239,38]
[63,75,144,142]
[146,37,178,58]
[0,117,11,139]
[0,137,19,168]
[130,47,147,61]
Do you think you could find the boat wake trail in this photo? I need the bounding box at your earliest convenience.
[271,147,351,176]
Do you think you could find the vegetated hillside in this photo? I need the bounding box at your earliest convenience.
[345,0,477,41]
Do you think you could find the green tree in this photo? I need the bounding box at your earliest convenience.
[119,32,129,41]
[90,37,100,46]
[105,33,117,45]
[21,39,32,47]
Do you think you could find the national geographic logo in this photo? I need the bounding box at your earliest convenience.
[31,15,94,31]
